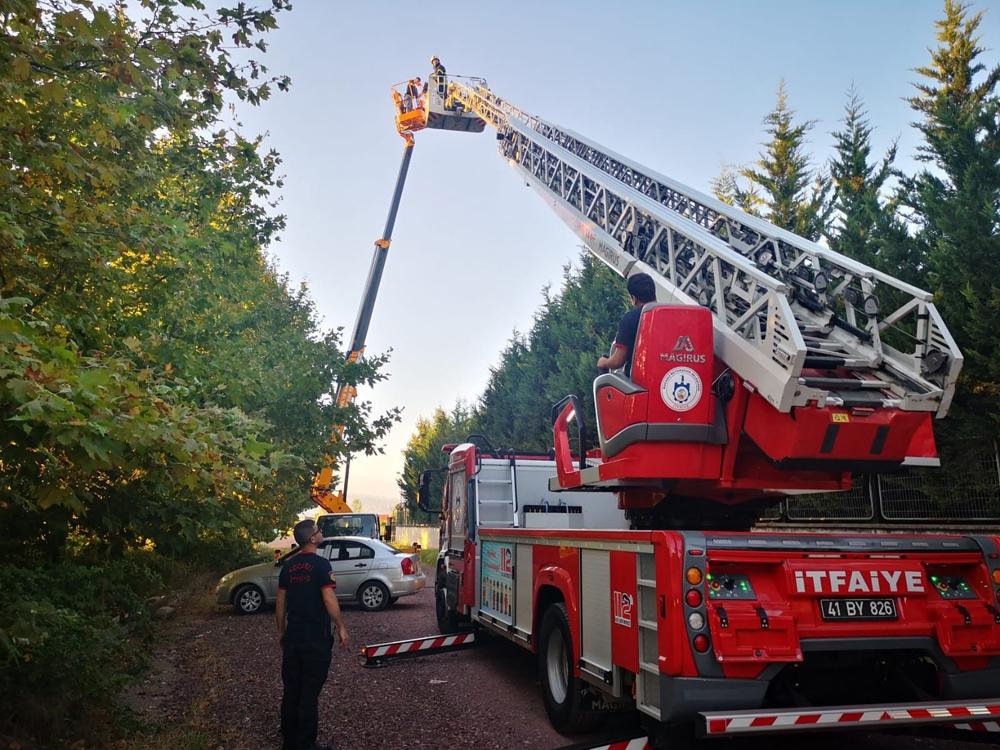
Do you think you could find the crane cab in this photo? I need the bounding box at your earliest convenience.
[391,75,486,137]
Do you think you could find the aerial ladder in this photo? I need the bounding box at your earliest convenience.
[391,72,962,523]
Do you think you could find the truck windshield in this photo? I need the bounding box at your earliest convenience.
[318,513,378,539]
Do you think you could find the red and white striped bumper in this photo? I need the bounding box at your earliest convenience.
[587,739,650,750]
[953,720,1000,732]
[555,737,650,750]
[362,632,476,666]
[700,699,1000,736]
[560,714,999,749]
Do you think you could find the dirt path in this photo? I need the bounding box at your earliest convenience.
[121,577,993,750]
[122,575,570,749]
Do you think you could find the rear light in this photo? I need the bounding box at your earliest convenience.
[400,557,415,576]
[686,589,703,607]
[693,634,710,653]
[992,570,1000,586]
[688,612,705,630]
[686,567,703,585]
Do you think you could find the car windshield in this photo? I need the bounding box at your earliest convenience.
[317,513,378,539]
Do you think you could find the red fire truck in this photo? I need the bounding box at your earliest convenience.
[360,72,1000,742]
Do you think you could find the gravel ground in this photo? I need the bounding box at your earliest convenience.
[122,573,995,750]
[125,572,569,749]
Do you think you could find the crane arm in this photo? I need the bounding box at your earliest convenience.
[310,136,415,513]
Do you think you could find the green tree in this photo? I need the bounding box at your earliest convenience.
[712,164,761,214]
[475,254,626,451]
[735,82,833,240]
[399,252,627,501]
[397,402,476,522]
[902,0,1000,411]
[825,88,906,269]
[0,0,399,560]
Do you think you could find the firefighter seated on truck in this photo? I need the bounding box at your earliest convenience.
[597,272,656,379]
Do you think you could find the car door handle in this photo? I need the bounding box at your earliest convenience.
[354,563,366,568]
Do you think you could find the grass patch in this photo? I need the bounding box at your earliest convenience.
[0,553,218,748]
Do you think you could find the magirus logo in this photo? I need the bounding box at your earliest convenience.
[673,335,695,352]
[660,334,706,363]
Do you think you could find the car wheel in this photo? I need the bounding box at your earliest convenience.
[538,603,604,734]
[233,584,264,615]
[357,581,390,611]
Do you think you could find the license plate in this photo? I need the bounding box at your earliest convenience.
[820,598,897,621]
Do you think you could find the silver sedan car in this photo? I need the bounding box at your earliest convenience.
[215,536,426,614]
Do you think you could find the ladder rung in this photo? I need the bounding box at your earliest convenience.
[478,479,513,485]
[832,391,889,407]
[803,355,844,369]
[801,377,890,390]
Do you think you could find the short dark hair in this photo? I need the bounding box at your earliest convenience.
[627,272,656,303]
[293,519,318,546]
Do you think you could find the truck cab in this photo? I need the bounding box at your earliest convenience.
[423,443,628,633]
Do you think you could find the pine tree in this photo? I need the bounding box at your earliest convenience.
[826,88,899,267]
[903,0,1000,422]
[741,81,833,240]
[712,164,761,214]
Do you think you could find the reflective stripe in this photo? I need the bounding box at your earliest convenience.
[954,721,1000,732]
[362,632,475,663]
[703,701,1000,735]
[572,737,649,750]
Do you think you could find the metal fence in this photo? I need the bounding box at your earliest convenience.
[769,440,1000,524]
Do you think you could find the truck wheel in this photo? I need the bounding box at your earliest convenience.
[435,572,459,633]
[538,603,604,734]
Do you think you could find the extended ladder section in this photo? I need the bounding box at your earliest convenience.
[443,81,961,418]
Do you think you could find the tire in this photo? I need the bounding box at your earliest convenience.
[435,569,460,633]
[538,603,604,734]
[357,580,390,611]
[232,584,264,615]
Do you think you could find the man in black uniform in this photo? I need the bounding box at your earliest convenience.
[276,519,350,750]
[597,272,656,378]
[430,55,446,95]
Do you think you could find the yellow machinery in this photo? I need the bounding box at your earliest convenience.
[310,64,483,513]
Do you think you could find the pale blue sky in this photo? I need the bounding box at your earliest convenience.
[233,0,999,514]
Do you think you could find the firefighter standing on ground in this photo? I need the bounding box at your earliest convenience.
[276,519,350,750]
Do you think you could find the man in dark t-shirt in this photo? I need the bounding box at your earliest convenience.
[276,519,349,750]
[597,272,657,378]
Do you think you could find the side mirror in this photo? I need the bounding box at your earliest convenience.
[417,469,434,512]
[712,371,736,403]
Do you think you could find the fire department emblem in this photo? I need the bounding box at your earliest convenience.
[613,591,634,627]
[661,367,702,412]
